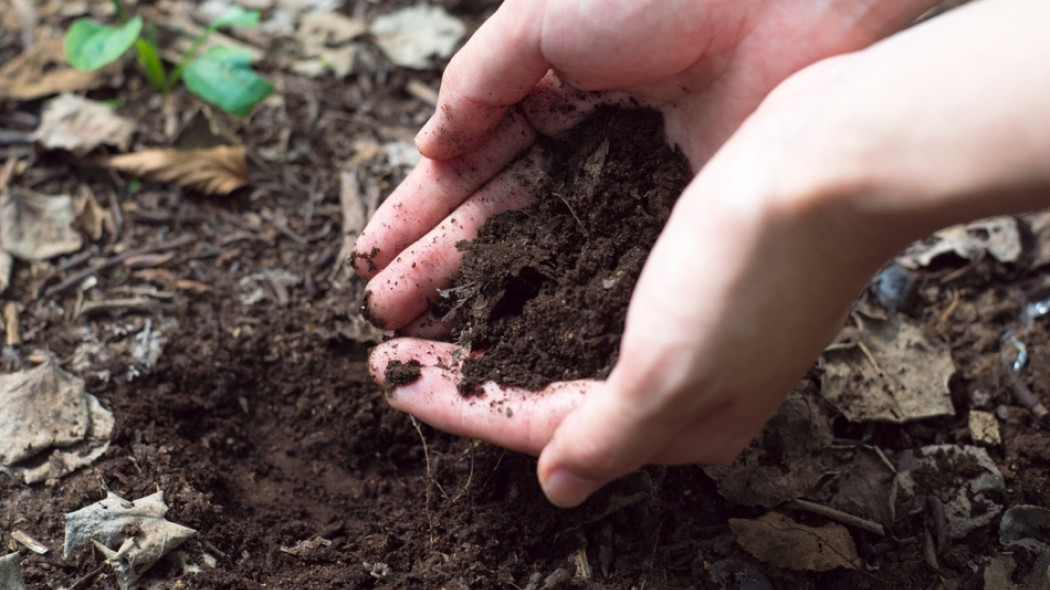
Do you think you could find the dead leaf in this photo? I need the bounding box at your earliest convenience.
[896,216,1021,269]
[704,389,833,507]
[1025,211,1050,268]
[298,11,366,53]
[0,38,119,100]
[0,188,83,260]
[73,186,116,242]
[100,146,248,195]
[370,5,466,69]
[819,313,955,423]
[729,512,859,572]
[0,357,112,467]
[891,445,1004,540]
[64,490,196,590]
[0,552,26,590]
[1000,505,1050,553]
[32,93,136,155]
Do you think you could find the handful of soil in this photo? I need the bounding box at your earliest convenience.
[439,108,692,394]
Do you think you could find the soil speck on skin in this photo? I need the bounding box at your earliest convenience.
[385,359,423,388]
[444,107,691,393]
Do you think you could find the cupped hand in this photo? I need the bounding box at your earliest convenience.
[354,0,941,507]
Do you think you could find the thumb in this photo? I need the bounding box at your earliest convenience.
[536,383,680,508]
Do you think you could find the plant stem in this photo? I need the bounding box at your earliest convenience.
[109,0,127,22]
[167,23,220,88]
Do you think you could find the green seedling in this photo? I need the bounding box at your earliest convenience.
[64,1,273,116]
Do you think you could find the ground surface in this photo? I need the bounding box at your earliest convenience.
[1,1,1049,589]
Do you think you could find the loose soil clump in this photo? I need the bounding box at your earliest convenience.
[445,108,691,392]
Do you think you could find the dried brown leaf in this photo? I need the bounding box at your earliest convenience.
[101,146,248,195]
[33,93,136,155]
[0,39,118,100]
[729,512,859,572]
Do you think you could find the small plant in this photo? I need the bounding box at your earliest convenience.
[64,0,273,116]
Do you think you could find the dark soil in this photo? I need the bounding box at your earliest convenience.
[3,1,1050,589]
[445,108,690,393]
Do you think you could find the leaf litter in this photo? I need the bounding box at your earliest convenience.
[63,489,197,589]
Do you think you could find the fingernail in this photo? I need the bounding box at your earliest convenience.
[541,468,601,508]
[414,115,437,148]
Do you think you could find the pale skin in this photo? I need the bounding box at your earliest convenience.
[354,0,1050,507]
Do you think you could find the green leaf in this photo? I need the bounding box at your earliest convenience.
[182,46,273,117]
[210,6,260,29]
[64,16,143,71]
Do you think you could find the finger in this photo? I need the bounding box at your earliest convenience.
[396,310,456,340]
[352,111,536,279]
[415,0,550,160]
[361,150,544,330]
[370,339,591,455]
[520,72,640,138]
[536,382,696,508]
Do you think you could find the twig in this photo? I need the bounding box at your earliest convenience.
[4,302,21,346]
[1004,369,1049,421]
[937,289,960,328]
[69,565,105,590]
[857,341,883,375]
[77,297,172,317]
[784,499,886,536]
[44,235,196,297]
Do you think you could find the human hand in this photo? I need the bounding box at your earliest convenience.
[352,0,940,328]
[354,0,948,507]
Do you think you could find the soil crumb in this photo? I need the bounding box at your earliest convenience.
[444,107,691,393]
[385,359,423,388]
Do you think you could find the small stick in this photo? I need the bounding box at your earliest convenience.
[3,302,20,346]
[937,289,960,328]
[1005,369,1049,421]
[857,341,883,375]
[77,297,170,317]
[784,499,886,536]
[45,235,196,297]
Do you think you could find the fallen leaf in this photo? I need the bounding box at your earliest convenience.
[0,357,109,465]
[704,389,833,507]
[100,145,248,195]
[73,186,116,242]
[0,553,26,590]
[0,38,119,100]
[896,216,1021,269]
[729,512,859,572]
[890,445,1004,540]
[370,5,466,69]
[819,313,955,423]
[32,93,136,155]
[0,188,83,260]
[64,490,196,589]
[297,11,366,54]
[1000,505,1050,553]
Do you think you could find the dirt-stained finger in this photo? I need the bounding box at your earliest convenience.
[352,112,537,279]
[360,149,545,330]
[414,0,549,160]
[370,338,591,455]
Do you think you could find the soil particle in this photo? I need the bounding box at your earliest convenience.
[444,107,691,392]
[385,359,423,388]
